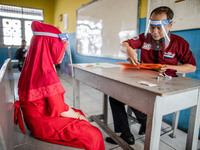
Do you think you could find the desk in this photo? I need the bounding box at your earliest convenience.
[72,63,200,150]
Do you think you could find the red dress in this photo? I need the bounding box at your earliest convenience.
[14,21,105,150]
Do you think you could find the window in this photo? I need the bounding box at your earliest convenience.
[24,20,33,46]
[0,4,44,47]
[3,18,22,46]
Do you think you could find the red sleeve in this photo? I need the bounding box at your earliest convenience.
[124,33,144,49]
[179,41,196,66]
[47,93,69,117]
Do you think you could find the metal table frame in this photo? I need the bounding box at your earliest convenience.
[72,63,200,150]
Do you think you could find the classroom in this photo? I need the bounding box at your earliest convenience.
[0,0,200,150]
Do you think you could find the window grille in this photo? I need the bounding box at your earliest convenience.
[0,4,44,46]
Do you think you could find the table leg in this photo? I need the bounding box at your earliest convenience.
[103,94,108,124]
[169,111,180,138]
[144,96,163,150]
[73,78,80,109]
[186,89,200,150]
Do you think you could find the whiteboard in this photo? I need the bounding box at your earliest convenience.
[147,0,200,31]
[76,0,139,58]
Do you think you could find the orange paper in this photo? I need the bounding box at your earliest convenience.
[117,62,163,70]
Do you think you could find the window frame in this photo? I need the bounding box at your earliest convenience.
[0,4,44,48]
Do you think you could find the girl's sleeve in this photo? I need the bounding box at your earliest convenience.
[47,93,69,117]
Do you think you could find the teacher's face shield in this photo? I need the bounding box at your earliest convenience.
[144,19,171,50]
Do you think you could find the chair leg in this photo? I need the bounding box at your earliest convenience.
[170,111,180,138]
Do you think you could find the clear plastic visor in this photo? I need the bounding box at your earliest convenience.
[33,32,73,76]
[144,19,171,50]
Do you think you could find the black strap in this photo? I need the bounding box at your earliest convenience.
[154,43,160,64]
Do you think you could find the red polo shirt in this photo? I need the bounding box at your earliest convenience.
[125,33,196,66]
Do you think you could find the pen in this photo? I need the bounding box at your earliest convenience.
[86,64,93,67]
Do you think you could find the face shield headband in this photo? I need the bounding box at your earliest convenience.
[33,32,69,41]
[144,19,171,50]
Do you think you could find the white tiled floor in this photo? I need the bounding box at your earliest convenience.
[13,70,200,150]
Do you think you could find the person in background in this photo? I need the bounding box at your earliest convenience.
[106,6,196,145]
[14,21,105,150]
[15,39,28,72]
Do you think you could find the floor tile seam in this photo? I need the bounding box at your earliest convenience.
[160,139,176,150]
[13,142,28,148]
[108,145,121,150]
[81,110,104,116]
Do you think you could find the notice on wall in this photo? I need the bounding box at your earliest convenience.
[64,14,68,30]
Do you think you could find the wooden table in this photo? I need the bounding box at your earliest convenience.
[72,63,200,150]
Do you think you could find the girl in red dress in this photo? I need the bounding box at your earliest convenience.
[14,21,105,150]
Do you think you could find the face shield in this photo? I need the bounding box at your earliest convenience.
[144,19,171,50]
[58,33,74,76]
[33,32,73,76]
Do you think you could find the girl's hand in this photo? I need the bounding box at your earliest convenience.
[79,115,88,122]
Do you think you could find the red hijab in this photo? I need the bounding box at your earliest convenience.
[18,21,67,102]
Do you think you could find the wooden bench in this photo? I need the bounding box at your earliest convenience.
[0,58,15,150]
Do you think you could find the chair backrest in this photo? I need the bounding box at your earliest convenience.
[181,73,186,77]
[0,58,15,150]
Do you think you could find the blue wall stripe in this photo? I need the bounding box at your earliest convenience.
[0,48,18,68]
[171,29,200,79]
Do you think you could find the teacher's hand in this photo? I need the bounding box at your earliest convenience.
[126,49,140,65]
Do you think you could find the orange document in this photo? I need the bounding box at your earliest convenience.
[117,62,163,70]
